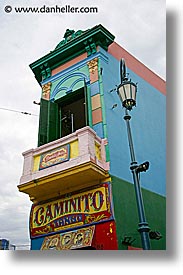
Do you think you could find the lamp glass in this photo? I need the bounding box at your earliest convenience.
[130,83,137,102]
[118,81,137,110]
[124,83,131,99]
[118,85,126,102]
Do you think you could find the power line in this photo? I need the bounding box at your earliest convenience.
[0,107,38,116]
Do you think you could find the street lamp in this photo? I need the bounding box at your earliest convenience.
[117,59,151,250]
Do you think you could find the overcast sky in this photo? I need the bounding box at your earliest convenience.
[0,0,166,250]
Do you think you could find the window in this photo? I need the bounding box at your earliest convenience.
[58,87,88,138]
[38,86,88,146]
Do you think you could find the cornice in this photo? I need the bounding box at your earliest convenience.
[29,24,115,85]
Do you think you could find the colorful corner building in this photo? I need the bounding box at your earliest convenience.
[18,24,166,250]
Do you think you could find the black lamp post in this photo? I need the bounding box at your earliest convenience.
[117,59,151,250]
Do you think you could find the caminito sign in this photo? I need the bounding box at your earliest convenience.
[39,144,70,170]
[30,183,113,238]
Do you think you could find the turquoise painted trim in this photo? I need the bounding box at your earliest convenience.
[41,51,108,86]
[56,86,68,93]
[70,77,85,90]
[86,84,92,127]
[50,72,89,101]
[98,58,108,139]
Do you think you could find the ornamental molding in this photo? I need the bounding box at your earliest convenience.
[87,58,98,74]
[42,82,52,100]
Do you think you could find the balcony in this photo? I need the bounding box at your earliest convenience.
[18,126,110,203]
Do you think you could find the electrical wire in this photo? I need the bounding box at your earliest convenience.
[0,107,38,116]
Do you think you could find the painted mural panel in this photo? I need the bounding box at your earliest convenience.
[39,144,70,170]
[30,183,113,238]
[40,226,95,250]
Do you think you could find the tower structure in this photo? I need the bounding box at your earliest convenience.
[18,24,166,250]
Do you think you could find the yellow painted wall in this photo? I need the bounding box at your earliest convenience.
[95,142,101,160]
[33,155,40,172]
[70,140,79,159]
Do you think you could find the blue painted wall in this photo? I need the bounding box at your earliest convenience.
[99,48,166,196]
[31,237,44,250]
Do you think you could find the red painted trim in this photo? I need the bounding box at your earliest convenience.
[108,42,166,95]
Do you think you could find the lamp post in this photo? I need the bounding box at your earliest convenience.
[117,59,151,250]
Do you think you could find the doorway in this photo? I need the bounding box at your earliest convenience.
[58,87,88,138]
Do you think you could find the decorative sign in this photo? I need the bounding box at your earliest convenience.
[40,226,95,250]
[30,183,113,238]
[39,144,70,170]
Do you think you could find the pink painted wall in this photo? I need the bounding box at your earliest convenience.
[108,42,166,95]
[52,52,87,76]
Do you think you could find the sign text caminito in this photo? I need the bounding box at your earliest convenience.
[30,183,113,238]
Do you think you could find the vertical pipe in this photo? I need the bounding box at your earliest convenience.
[86,84,92,128]
[84,80,89,126]
[59,107,62,138]
[71,113,74,133]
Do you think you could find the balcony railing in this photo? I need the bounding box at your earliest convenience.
[18,126,110,202]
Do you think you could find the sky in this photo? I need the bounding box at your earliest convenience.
[0,0,166,250]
